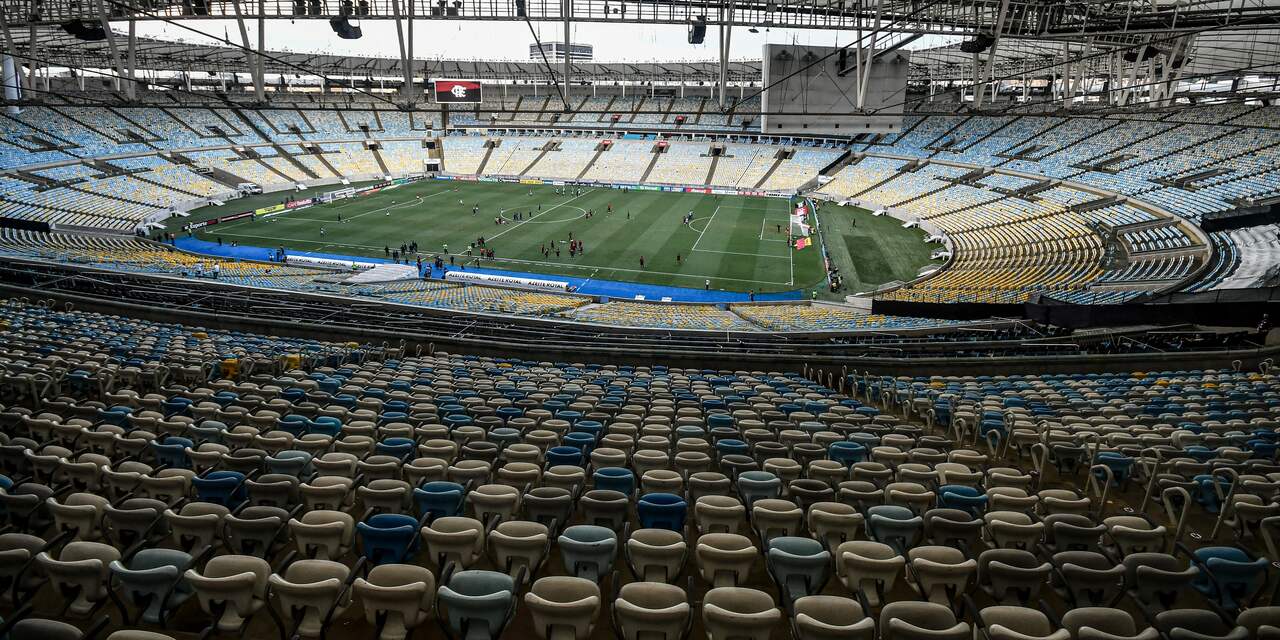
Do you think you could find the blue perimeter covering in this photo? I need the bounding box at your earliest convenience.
[174,236,803,303]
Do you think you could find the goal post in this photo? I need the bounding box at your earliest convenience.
[318,187,356,204]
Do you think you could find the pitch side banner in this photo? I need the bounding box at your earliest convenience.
[432,79,483,104]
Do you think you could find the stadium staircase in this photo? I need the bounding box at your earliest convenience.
[575,144,609,180]
[65,181,158,209]
[853,161,921,198]
[892,180,958,208]
[12,171,55,189]
[1043,120,1124,162]
[1128,126,1245,173]
[131,170,208,198]
[310,148,346,180]
[523,142,557,175]
[705,150,721,185]
[639,146,663,183]
[924,115,974,154]
[865,116,927,150]
[187,161,251,190]
[630,97,648,123]
[230,108,276,143]
[238,148,298,183]
[156,107,221,142]
[950,116,1023,155]
[55,107,159,149]
[1225,104,1271,125]
[660,97,676,123]
[818,150,858,178]
[369,143,392,176]
[692,99,707,125]
[1074,123,1186,169]
[475,141,498,175]
[596,96,617,122]
[752,151,789,189]
[273,145,321,179]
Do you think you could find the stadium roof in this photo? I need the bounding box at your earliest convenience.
[3,0,1278,106]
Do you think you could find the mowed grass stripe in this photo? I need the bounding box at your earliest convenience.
[184,181,931,295]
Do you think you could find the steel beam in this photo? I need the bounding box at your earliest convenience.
[231,0,264,101]
[93,0,128,95]
[563,0,571,108]
[973,0,1009,108]
[857,0,885,109]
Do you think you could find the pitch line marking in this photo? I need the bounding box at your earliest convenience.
[497,205,588,225]
[486,188,597,242]
[691,248,791,260]
[690,205,720,251]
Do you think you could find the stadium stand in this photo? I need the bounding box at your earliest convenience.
[0,293,1275,640]
[0,100,1277,329]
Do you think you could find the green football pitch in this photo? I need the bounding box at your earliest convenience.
[174,180,937,297]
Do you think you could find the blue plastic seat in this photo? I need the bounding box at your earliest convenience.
[546,446,584,467]
[151,437,193,469]
[437,570,516,640]
[867,505,923,555]
[766,536,831,604]
[276,414,309,437]
[637,493,687,531]
[937,485,987,517]
[310,416,343,437]
[593,467,635,496]
[414,482,465,521]
[162,397,192,417]
[1191,546,1269,610]
[715,439,750,458]
[265,450,312,476]
[736,471,782,507]
[375,437,416,460]
[558,525,617,582]
[192,470,248,508]
[829,441,869,467]
[356,513,421,565]
[562,432,596,454]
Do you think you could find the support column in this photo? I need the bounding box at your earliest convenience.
[232,0,264,101]
[257,0,266,101]
[393,0,414,102]
[718,4,734,110]
[0,14,22,113]
[93,0,128,96]
[974,0,1010,108]
[407,0,415,100]
[857,0,885,110]
[125,19,138,100]
[1070,37,1090,104]
[1062,42,1073,107]
[25,23,37,94]
[562,0,571,109]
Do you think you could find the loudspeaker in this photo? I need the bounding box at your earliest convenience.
[515,0,525,16]
[329,16,363,39]
[1123,45,1162,63]
[293,0,306,14]
[959,33,994,54]
[61,20,106,41]
[688,16,706,44]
